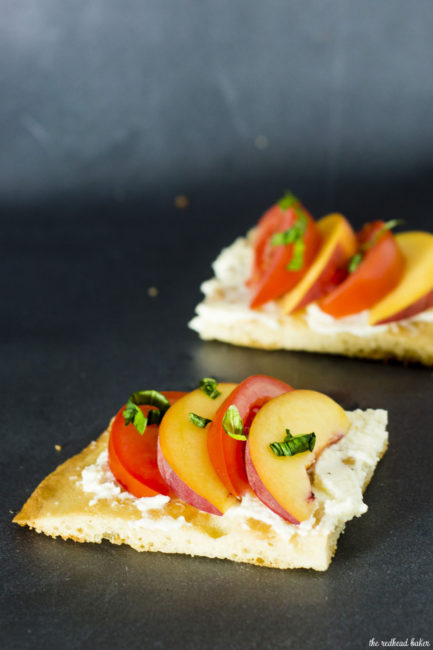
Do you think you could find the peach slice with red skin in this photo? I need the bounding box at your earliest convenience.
[369,232,433,325]
[280,214,357,314]
[245,390,351,523]
[158,384,238,515]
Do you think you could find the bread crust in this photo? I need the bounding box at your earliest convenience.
[191,309,433,365]
[13,411,388,571]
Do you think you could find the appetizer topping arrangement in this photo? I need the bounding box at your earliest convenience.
[111,376,350,523]
[13,374,389,570]
[248,192,433,324]
[190,193,433,364]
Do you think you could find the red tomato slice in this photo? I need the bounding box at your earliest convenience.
[319,221,405,318]
[207,375,293,497]
[108,391,186,498]
[247,198,321,308]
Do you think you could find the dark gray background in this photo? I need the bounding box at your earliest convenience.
[1,0,433,223]
[1,1,433,649]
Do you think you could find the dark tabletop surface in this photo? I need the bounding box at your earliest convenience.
[2,190,433,650]
[2,1,433,648]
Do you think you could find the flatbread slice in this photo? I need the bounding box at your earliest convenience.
[189,236,433,365]
[13,409,388,571]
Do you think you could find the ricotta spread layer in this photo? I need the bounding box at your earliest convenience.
[78,409,388,541]
[190,236,433,336]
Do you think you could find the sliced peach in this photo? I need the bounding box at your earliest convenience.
[246,390,350,523]
[369,232,433,325]
[280,214,357,314]
[158,384,238,515]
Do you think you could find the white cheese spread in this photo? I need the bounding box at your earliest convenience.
[304,304,389,336]
[78,456,186,531]
[77,409,388,541]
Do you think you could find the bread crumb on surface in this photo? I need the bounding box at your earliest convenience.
[147,287,159,297]
[55,445,62,452]
[174,195,189,209]
[254,135,269,149]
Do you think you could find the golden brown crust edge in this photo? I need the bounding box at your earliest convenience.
[13,433,111,533]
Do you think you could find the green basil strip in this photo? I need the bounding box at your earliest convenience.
[270,429,316,457]
[123,400,149,435]
[277,191,299,211]
[286,238,305,270]
[123,389,170,435]
[294,211,308,235]
[129,390,170,411]
[222,405,247,441]
[271,213,307,247]
[189,412,212,428]
[347,252,364,274]
[123,400,139,426]
[147,408,162,425]
[383,218,405,231]
[348,218,405,274]
[271,228,298,246]
[199,377,221,399]
[271,211,308,271]
[363,218,405,252]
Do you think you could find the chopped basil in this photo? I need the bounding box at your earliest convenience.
[271,213,307,246]
[287,238,306,271]
[123,389,170,435]
[384,218,404,231]
[364,218,405,251]
[269,429,316,457]
[123,400,149,435]
[199,377,221,399]
[348,218,405,274]
[189,412,212,428]
[271,229,297,246]
[129,390,170,411]
[123,400,140,426]
[347,252,364,274]
[277,191,299,211]
[222,405,247,441]
[147,409,162,425]
[271,212,308,271]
